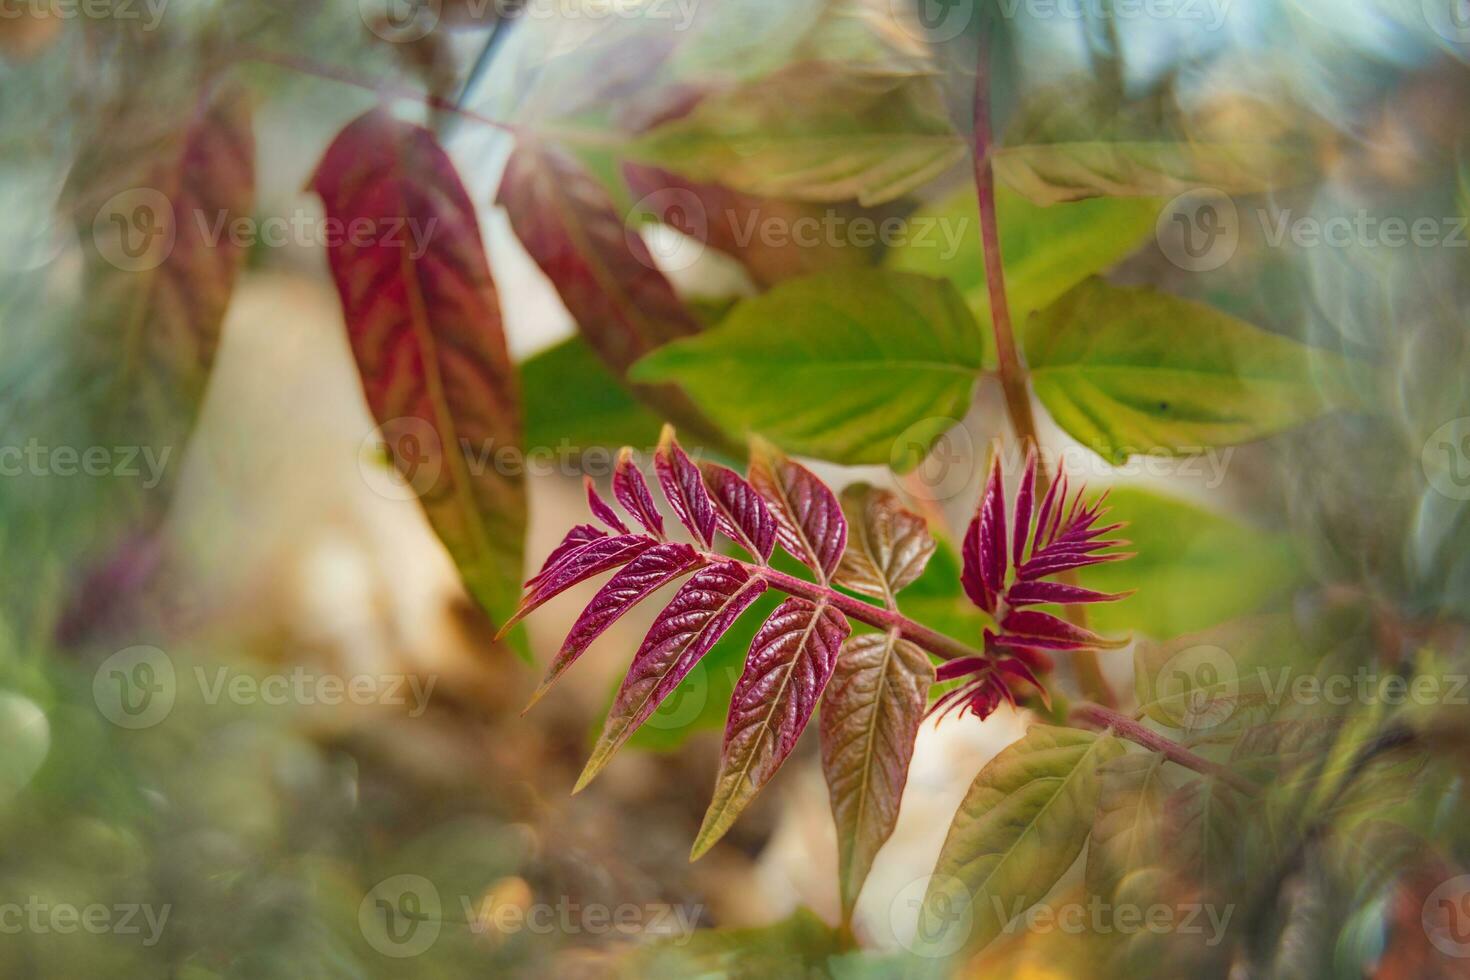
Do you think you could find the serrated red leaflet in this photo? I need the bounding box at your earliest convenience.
[963,454,1007,607]
[1012,450,1037,567]
[655,425,717,547]
[1004,581,1129,607]
[748,438,847,582]
[501,534,655,634]
[527,541,703,710]
[1018,550,1133,581]
[584,477,629,534]
[692,597,849,859]
[577,562,767,791]
[311,108,525,637]
[700,461,778,562]
[614,447,665,538]
[820,630,933,916]
[497,142,723,444]
[530,524,605,586]
[997,609,1127,651]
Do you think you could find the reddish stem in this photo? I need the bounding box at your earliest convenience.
[1071,703,1259,795]
[970,42,1117,709]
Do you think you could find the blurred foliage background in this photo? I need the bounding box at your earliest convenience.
[3,0,1470,977]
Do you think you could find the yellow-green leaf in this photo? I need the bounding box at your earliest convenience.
[627,62,965,207]
[631,270,985,467]
[917,725,1124,961]
[886,184,1157,344]
[1026,278,1356,463]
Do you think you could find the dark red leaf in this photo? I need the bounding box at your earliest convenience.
[692,597,849,858]
[584,476,629,535]
[614,447,665,538]
[747,437,847,582]
[577,561,768,790]
[311,108,525,635]
[501,534,655,634]
[1004,581,1129,607]
[527,541,703,709]
[997,609,1128,651]
[654,425,717,547]
[700,462,778,562]
[497,142,724,445]
[530,524,605,585]
[68,82,254,486]
[1012,449,1037,566]
[622,163,881,288]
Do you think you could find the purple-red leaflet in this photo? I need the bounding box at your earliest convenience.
[692,597,849,858]
[614,447,666,538]
[748,438,847,581]
[700,461,778,562]
[585,477,630,534]
[576,562,768,791]
[501,534,655,634]
[654,425,717,548]
[527,542,704,710]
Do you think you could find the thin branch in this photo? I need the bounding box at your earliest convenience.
[1071,703,1259,796]
[970,40,1117,708]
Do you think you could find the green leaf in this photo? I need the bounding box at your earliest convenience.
[995,140,1313,206]
[1162,774,1244,901]
[885,184,1157,341]
[624,906,843,979]
[993,77,1317,205]
[1077,488,1301,639]
[627,63,965,206]
[820,630,934,917]
[1086,751,1176,902]
[1026,278,1356,463]
[631,270,985,467]
[521,337,663,451]
[668,0,931,83]
[1132,616,1300,733]
[917,725,1124,961]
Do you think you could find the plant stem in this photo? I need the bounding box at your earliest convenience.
[691,554,984,663]
[1071,703,1259,795]
[970,41,1117,709]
